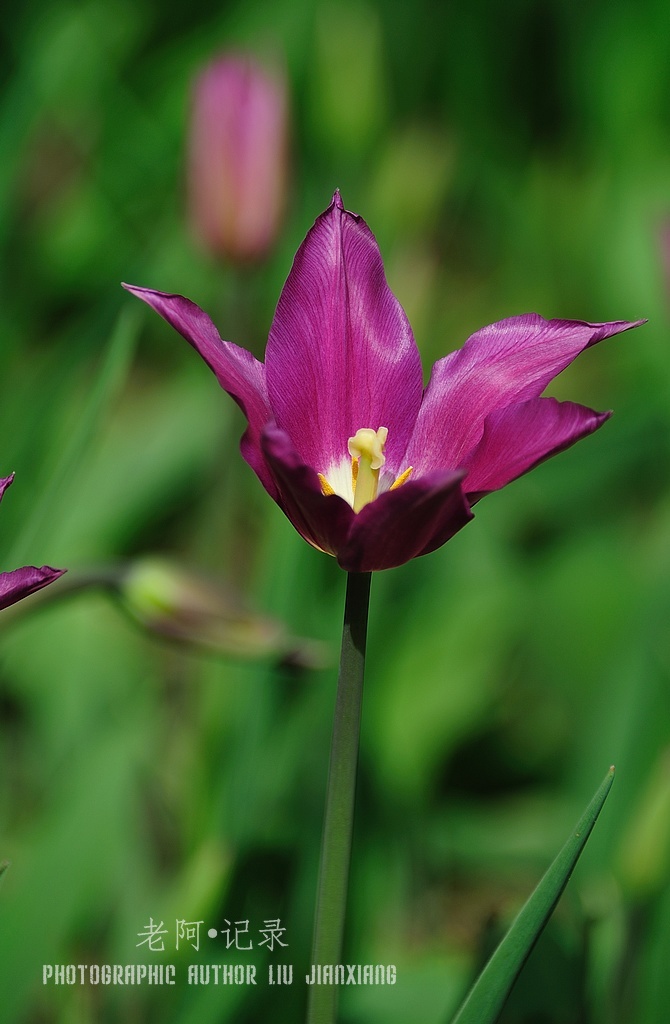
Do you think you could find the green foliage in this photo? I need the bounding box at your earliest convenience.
[1,0,670,1021]
[451,768,615,1024]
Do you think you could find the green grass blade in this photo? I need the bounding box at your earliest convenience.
[451,766,615,1024]
[7,304,140,566]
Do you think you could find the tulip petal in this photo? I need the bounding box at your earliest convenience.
[0,566,66,611]
[462,397,611,501]
[0,474,15,501]
[261,423,354,557]
[337,470,473,572]
[265,192,423,478]
[404,315,644,474]
[122,285,276,496]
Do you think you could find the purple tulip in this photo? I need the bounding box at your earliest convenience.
[124,192,644,572]
[188,54,288,263]
[0,475,65,609]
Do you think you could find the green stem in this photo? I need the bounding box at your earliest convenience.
[307,570,372,1024]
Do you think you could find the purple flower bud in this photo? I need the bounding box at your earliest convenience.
[188,54,289,263]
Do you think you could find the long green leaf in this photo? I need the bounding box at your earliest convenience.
[7,304,140,566]
[451,766,615,1024]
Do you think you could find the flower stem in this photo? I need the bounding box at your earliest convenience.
[307,570,372,1024]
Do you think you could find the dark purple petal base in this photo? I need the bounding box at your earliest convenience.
[262,424,473,572]
[338,470,473,572]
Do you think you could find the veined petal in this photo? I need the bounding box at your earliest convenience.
[122,285,277,497]
[404,314,645,474]
[265,192,423,477]
[261,423,354,557]
[462,397,611,501]
[337,470,473,573]
[0,566,66,611]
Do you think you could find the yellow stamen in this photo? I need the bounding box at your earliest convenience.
[390,466,413,490]
[348,427,388,512]
[319,430,411,511]
[318,473,336,496]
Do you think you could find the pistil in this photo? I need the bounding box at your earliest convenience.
[348,427,388,513]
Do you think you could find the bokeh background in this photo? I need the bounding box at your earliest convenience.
[1,0,670,1021]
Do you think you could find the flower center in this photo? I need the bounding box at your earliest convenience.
[348,427,388,512]
[317,427,413,511]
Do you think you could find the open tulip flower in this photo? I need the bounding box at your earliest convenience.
[125,192,643,573]
[0,474,65,609]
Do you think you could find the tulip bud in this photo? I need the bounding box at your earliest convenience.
[120,558,327,668]
[188,53,289,263]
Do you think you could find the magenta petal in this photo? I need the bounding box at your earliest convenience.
[123,285,276,497]
[261,423,354,556]
[0,474,65,608]
[0,566,66,611]
[462,397,611,501]
[404,314,645,474]
[337,471,473,573]
[0,474,15,502]
[265,192,423,477]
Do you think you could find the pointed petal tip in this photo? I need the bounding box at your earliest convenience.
[327,189,362,223]
[38,566,67,584]
[0,473,16,500]
[580,316,647,347]
[122,282,152,301]
[597,316,647,334]
[517,313,647,337]
[122,282,158,299]
[122,282,187,303]
[34,565,67,583]
[569,315,647,341]
[0,565,67,612]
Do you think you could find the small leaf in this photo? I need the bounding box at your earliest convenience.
[451,766,615,1024]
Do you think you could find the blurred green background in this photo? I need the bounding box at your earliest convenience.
[1,0,670,1021]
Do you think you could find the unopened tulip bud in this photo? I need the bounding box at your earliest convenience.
[120,558,327,668]
[188,54,289,263]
